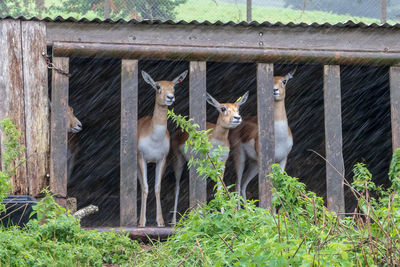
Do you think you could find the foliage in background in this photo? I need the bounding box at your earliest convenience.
[1,0,399,23]
[0,0,187,20]
[0,118,25,212]
[134,110,400,266]
[283,0,400,20]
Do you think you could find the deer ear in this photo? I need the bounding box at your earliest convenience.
[206,93,220,110]
[287,67,297,80]
[172,70,188,85]
[141,70,158,90]
[235,91,249,106]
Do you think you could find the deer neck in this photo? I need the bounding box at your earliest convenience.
[211,119,230,144]
[274,99,287,122]
[151,103,168,128]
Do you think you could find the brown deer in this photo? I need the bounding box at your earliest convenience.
[229,70,295,201]
[138,70,188,227]
[171,91,248,224]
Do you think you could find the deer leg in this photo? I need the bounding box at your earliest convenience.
[155,156,166,227]
[138,153,148,227]
[279,157,287,171]
[241,160,258,203]
[172,151,185,225]
[233,145,245,197]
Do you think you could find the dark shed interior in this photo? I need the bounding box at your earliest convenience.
[64,57,391,226]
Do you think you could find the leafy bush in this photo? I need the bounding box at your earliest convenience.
[0,189,142,266]
[0,118,25,212]
[135,110,400,266]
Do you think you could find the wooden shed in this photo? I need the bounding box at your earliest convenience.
[0,17,399,231]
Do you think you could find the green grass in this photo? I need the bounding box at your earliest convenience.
[175,0,400,24]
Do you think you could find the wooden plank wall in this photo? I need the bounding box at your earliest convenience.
[324,65,345,216]
[0,19,28,194]
[256,63,275,209]
[50,57,69,206]
[390,66,400,151]
[21,21,49,197]
[189,61,207,208]
[120,59,138,226]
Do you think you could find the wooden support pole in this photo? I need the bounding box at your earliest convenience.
[0,19,28,194]
[323,65,345,216]
[189,61,207,208]
[247,0,252,22]
[120,59,138,227]
[390,66,400,151]
[50,57,69,207]
[257,63,274,209]
[21,21,49,197]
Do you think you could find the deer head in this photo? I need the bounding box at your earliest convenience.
[273,68,296,101]
[206,91,249,129]
[142,70,188,107]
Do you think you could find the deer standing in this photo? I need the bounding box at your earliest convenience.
[171,91,248,224]
[230,70,295,201]
[138,70,188,227]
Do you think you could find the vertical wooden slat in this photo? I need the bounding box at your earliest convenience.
[120,59,138,227]
[257,63,274,209]
[0,19,28,194]
[247,0,252,22]
[390,66,400,151]
[189,61,207,208]
[21,21,49,197]
[324,65,345,216]
[50,57,69,206]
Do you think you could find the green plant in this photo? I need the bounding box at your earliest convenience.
[30,187,69,223]
[0,118,25,212]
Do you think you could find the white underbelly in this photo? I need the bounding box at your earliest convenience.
[138,126,169,163]
[274,121,293,163]
[242,121,293,163]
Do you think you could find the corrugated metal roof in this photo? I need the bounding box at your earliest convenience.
[2,15,400,29]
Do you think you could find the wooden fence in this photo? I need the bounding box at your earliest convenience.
[1,18,400,227]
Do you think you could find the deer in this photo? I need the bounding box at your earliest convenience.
[138,70,188,227]
[49,101,82,179]
[67,105,83,179]
[171,91,249,224]
[229,69,296,201]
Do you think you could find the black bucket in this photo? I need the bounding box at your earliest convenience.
[0,195,37,227]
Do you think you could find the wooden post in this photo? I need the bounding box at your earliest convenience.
[50,57,69,207]
[390,66,400,151]
[21,21,49,197]
[104,0,111,19]
[189,61,207,208]
[247,0,252,22]
[323,65,345,216]
[257,63,274,209]
[0,19,28,195]
[120,59,138,227]
[381,0,387,24]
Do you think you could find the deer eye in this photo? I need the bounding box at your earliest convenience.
[282,80,287,85]
[156,84,161,91]
[221,106,226,113]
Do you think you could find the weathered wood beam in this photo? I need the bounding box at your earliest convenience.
[390,66,400,151]
[189,61,207,208]
[52,41,400,66]
[21,21,49,197]
[83,226,174,241]
[120,59,138,227]
[257,63,274,209]
[323,65,345,216]
[46,23,400,55]
[0,19,28,194]
[50,57,69,207]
